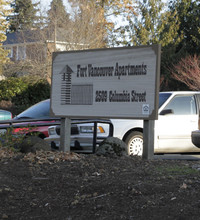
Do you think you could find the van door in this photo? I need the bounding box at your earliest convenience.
[155,95,200,153]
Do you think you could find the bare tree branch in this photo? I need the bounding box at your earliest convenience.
[171,54,200,90]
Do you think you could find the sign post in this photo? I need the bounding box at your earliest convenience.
[60,118,71,152]
[143,120,155,159]
[51,45,161,157]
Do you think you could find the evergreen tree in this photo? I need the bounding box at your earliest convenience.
[114,0,200,91]
[163,0,200,91]
[169,0,200,55]
[8,0,39,32]
[47,0,70,29]
[46,0,71,47]
[0,0,13,74]
[120,0,180,47]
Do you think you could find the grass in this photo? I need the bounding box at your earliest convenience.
[155,165,199,175]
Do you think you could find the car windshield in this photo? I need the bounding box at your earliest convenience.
[15,100,50,119]
[159,93,172,108]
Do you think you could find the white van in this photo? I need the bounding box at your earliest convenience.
[112,91,200,155]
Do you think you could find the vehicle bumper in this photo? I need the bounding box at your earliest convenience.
[192,130,200,148]
[45,135,104,152]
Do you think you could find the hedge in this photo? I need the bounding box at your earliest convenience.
[0,77,50,114]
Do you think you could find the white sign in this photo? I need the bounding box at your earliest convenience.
[51,45,160,119]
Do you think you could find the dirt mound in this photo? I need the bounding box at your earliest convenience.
[1,148,200,219]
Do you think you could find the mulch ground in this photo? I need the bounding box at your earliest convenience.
[1,148,200,220]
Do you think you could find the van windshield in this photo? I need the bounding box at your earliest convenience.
[159,93,172,108]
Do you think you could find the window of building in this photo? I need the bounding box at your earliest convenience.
[17,46,26,60]
[5,47,13,58]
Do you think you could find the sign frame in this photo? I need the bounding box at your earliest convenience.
[50,45,161,120]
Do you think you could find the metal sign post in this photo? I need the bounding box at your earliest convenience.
[143,120,155,159]
[60,118,71,152]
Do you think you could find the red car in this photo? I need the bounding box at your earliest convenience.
[0,99,113,152]
[0,99,60,139]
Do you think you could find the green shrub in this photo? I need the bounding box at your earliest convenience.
[0,127,25,151]
[0,77,50,115]
[0,126,38,151]
[0,77,28,101]
[12,79,50,113]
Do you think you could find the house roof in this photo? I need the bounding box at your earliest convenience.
[3,28,69,46]
[3,30,43,45]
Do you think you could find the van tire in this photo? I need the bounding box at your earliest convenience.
[125,131,143,156]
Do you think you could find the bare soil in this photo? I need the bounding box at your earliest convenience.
[1,148,200,220]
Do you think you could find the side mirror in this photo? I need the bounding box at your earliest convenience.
[160,109,174,115]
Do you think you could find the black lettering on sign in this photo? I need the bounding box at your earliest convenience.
[131,90,146,102]
[95,90,107,102]
[77,64,87,77]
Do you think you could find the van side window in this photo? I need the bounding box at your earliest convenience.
[164,95,197,115]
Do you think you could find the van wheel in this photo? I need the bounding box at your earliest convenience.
[125,131,143,156]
